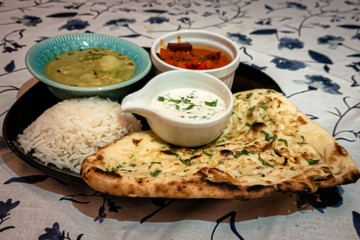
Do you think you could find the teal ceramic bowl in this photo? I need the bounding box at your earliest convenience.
[25,33,152,100]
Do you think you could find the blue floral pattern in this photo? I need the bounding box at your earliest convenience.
[317,35,345,49]
[271,57,306,71]
[0,199,20,233]
[278,37,304,50]
[0,0,360,239]
[293,75,342,95]
[38,222,84,240]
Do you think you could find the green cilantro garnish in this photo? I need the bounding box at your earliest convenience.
[150,169,162,177]
[248,106,256,113]
[260,130,278,142]
[169,98,182,104]
[258,155,274,168]
[180,159,192,166]
[181,97,192,104]
[245,120,259,127]
[259,104,268,111]
[205,99,218,107]
[184,104,195,110]
[111,164,124,172]
[234,149,259,158]
[246,93,253,99]
[306,158,320,165]
[203,151,213,157]
[297,135,307,145]
[150,161,161,168]
[278,139,288,147]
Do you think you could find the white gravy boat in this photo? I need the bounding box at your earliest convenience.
[121,70,233,147]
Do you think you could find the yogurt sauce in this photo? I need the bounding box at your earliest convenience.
[151,88,226,122]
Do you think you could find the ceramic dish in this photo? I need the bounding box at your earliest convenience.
[122,70,234,147]
[151,30,240,89]
[25,33,152,100]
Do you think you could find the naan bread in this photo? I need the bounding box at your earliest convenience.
[81,89,360,199]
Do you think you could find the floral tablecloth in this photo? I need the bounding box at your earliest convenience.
[1,0,360,239]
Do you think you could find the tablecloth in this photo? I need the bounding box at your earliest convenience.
[1,0,359,239]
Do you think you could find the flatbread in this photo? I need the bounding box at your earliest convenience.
[81,89,360,199]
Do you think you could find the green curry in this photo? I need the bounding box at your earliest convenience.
[45,48,136,87]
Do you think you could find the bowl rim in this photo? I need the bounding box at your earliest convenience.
[150,29,240,74]
[25,33,152,92]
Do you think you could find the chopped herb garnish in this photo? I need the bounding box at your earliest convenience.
[297,135,307,145]
[181,97,192,104]
[169,98,182,104]
[180,159,192,166]
[150,169,162,177]
[111,164,124,172]
[278,138,288,147]
[184,103,195,110]
[245,120,259,127]
[246,93,253,99]
[150,161,161,168]
[258,155,274,168]
[306,158,320,165]
[248,106,256,113]
[259,104,268,111]
[234,149,259,158]
[158,96,165,102]
[261,130,277,141]
[205,99,218,107]
[203,151,213,157]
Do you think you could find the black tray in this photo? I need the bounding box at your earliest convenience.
[2,58,282,185]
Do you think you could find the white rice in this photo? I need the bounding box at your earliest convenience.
[17,97,141,173]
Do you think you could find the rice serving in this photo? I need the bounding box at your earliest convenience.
[17,97,141,173]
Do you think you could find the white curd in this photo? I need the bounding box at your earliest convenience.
[151,88,226,122]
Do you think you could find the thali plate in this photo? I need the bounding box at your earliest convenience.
[2,52,282,185]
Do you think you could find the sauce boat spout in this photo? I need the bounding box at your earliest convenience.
[121,90,158,119]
